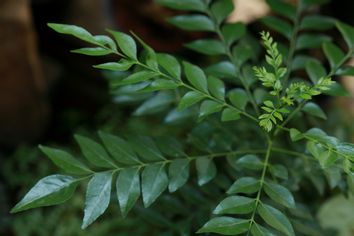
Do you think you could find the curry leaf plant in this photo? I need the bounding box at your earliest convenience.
[11,0,354,235]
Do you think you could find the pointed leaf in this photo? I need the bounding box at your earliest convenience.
[336,21,354,49]
[11,175,78,213]
[305,60,326,84]
[75,134,116,168]
[128,135,165,161]
[196,157,217,186]
[302,102,327,119]
[300,15,335,31]
[47,23,95,44]
[185,39,226,55]
[261,16,293,39]
[251,223,276,236]
[199,100,223,119]
[322,42,345,70]
[108,30,137,59]
[39,145,92,175]
[266,0,296,20]
[221,108,241,121]
[168,15,215,32]
[210,0,234,24]
[213,196,256,215]
[227,177,260,194]
[236,154,263,170]
[178,91,205,110]
[183,62,208,93]
[99,131,141,165]
[71,47,112,56]
[82,172,113,229]
[155,0,206,11]
[197,217,250,235]
[206,61,237,78]
[134,91,174,115]
[208,76,225,100]
[296,34,331,50]
[168,159,190,192]
[228,89,249,110]
[93,60,135,71]
[289,128,303,142]
[117,70,159,86]
[264,182,296,208]
[157,53,181,79]
[221,22,246,45]
[258,203,295,236]
[116,167,140,217]
[142,163,168,207]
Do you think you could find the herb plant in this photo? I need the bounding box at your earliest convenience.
[11,0,354,235]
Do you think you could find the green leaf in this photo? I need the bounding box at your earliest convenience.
[183,62,208,93]
[197,217,250,235]
[206,61,237,78]
[155,136,186,158]
[210,0,234,24]
[199,100,223,119]
[213,196,256,214]
[227,177,260,194]
[335,66,354,76]
[108,30,137,59]
[185,39,226,55]
[165,108,195,123]
[142,163,168,207]
[71,47,112,56]
[128,135,166,162]
[132,32,159,70]
[196,157,217,186]
[221,108,241,121]
[236,154,263,170]
[155,0,206,11]
[98,131,141,165]
[261,16,292,39]
[336,21,354,49]
[289,128,303,142]
[300,15,335,31]
[93,60,135,71]
[266,0,296,20]
[322,42,345,70]
[221,22,246,45]
[11,175,78,213]
[178,91,205,110]
[93,35,116,51]
[156,53,181,79]
[305,60,326,84]
[264,182,296,208]
[116,167,140,217]
[74,134,116,168]
[39,145,92,175]
[82,172,113,229]
[117,70,159,86]
[323,82,350,97]
[208,76,225,100]
[168,15,215,32]
[168,159,190,192]
[251,223,276,236]
[302,102,327,119]
[47,23,95,44]
[258,203,295,236]
[141,79,179,92]
[228,89,249,110]
[270,164,289,180]
[301,0,330,7]
[296,34,331,50]
[232,45,253,67]
[134,91,174,115]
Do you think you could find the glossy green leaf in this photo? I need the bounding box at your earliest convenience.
[82,172,113,229]
[93,60,135,71]
[108,30,137,59]
[168,15,215,32]
[270,165,289,180]
[47,23,95,44]
[258,203,295,236]
[227,177,260,194]
[178,91,205,110]
[236,154,263,170]
[157,53,181,79]
[289,128,303,142]
[93,35,116,50]
[336,21,354,49]
[128,135,165,162]
[264,182,296,208]
[232,44,253,67]
[74,134,116,168]
[155,136,186,158]
[300,15,335,31]
[132,32,159,70]
[301,0,330,7]
[208,76,225,100]
[322,42,345,70]
[261,16,293,39]
[168,159,190,192]
[11,175,78,213]
[266,0,296,20]
[117,71,159,86]
[155,0,206,11]
[134,91,174,116]
[197,217,250,235]
[213,196,256,214]
[221,108,241,121]
[141,79,179,92]
[71,47,112,56]
[196,157,217,186]
[210,0,234,24]
[206,61,237,78]
[323,82,350,97]
[305,60,326,84]
[302,102,327,119]
[99,131,141,165]
[251,223,276,236]
[116,167,140,217]
[221,22,246,45]
[335,66,354,76]
[39,145,92,175]
[183,62,208,93]
[199,100,223,119]
[142,163,168,207]
[228,89,249,110]
[296,34,331,50]
[185,39,226,55]
[165,108,195,123]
